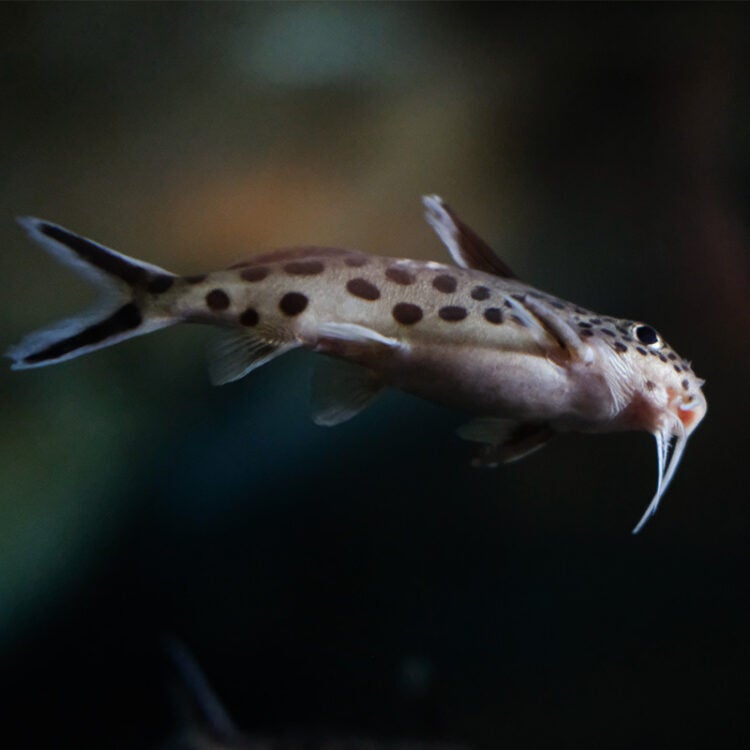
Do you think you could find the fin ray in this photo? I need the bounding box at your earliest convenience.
[311,357,383,426]
[209,329,297,385]
[316,322,402,350]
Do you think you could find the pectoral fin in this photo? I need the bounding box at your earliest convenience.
[311,357,384,426]
[458,417,555,467]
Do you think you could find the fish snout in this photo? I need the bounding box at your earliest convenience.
[670,387,707,434]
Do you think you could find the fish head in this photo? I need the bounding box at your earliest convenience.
[595,320,707,533]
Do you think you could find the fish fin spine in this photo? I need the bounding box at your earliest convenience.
[422,195,517,279]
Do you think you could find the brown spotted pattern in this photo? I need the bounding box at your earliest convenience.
[279,292,308,316]
[284,260,325,276]
[240,267,270,282]
[239,307,259,327]
[471,285,490,301]
[187,247,696,404]
[346,278,380,301]
[432,274,457,294]
[392,302,423,325]
[484,307,503,324]
[206,289,230,311]
[439,306,468,322]
[385,266,415,285]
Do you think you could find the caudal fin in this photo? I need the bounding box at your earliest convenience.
[6,218,179,369]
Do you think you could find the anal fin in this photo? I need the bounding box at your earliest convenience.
[209,329,297,385]
[457,417,555,467]
[311,357,384,426]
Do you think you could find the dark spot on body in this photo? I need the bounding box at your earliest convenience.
[279,292,308,316]
[438,305,468,322]
[578,321,593,329]
[471,286,491,301]
[667,353,677,361]
[206,289,230,311]
[147,275,174,294]
[385,266,415,285]
[682,379,689,390]
[344,255,368,267]
[392,302,423,325]
[658,352,668,362]
[239,307,259,327]
[600,328,616,337]
[580,328,594,337]
[645,380,656,392]
[613,341,627,353]
[550,300,565,310]
[240,266,270,282]
[484,307,503,324]
[673,364,682,373]
[636,347,648,355]
[503,300,513,309]
[346,278,380,301]
[432,274,457,294]
[284,260,325,276]
[590,318,602,325]
[185,274,207,284]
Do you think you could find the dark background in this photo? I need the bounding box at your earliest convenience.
[1,3,749,748]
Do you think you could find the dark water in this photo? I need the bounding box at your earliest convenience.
[1,4,749,749]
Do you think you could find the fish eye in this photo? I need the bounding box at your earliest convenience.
[633,324,661,348]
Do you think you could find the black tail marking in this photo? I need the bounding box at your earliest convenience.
[24,303,143,364]
[39,223,150,286]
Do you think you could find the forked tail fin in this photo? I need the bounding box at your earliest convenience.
[6,218,180,369]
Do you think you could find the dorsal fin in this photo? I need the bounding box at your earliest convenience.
[422,195,517,279]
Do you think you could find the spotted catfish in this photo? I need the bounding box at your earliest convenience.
[6,196,706,532]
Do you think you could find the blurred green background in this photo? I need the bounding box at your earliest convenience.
[1,3,749,748]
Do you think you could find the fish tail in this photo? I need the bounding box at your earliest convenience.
[6,217,180,369]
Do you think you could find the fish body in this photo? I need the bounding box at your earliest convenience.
[6,196,706,532]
